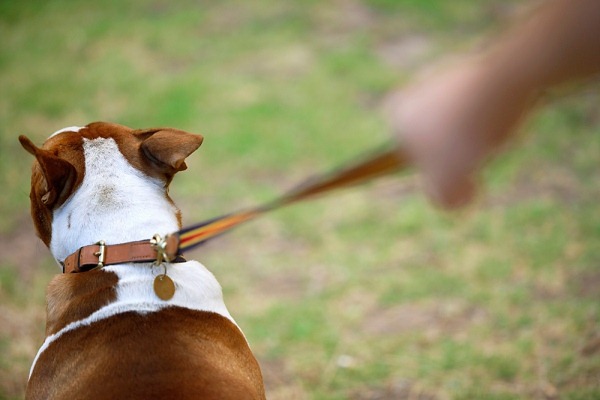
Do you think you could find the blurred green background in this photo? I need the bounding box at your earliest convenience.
[1,1,598,399]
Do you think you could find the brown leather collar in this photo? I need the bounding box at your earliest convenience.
[62,236,183,274]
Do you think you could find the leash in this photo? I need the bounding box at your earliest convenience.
[175,144,409,253]
[62,143,410,299]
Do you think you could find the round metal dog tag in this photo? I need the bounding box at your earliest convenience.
[154,274,175,301]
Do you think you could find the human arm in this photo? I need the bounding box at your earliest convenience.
[389,0,600,208]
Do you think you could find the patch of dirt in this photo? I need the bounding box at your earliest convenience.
[0,280,47,400]
[257,271,307,300]
[485,165,584,208]
[376,35,433,69]
[362,300,487,340]
[581,335,600,357]
[0,214,51,281]
[349,379,438,400]
[315,0,376,46]
[260,357,308,400]
[571,270,600,299]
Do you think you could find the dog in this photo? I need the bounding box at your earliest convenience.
[19,122,265,399]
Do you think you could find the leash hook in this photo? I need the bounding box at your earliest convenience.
[150,234,170,265]
[150,233,176,301]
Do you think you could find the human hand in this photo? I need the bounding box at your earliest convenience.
[387,57,536,208]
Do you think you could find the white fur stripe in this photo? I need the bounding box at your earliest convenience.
[29,261,240,380]
[29,301,164,379]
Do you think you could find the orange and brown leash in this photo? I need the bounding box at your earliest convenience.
[175,144,410,253]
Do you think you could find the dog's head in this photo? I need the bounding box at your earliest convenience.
[19,122,203,247]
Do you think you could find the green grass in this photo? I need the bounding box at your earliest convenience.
[1,1,599,399]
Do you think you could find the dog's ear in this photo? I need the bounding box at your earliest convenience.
[19,135,77,208]
[140,129,204,174]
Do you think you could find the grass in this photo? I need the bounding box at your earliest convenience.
[1,1,599,399]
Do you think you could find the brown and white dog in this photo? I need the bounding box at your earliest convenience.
[19,122,265,399]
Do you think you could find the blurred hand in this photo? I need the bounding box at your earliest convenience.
[387,58,537,209]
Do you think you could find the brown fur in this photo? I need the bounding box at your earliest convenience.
[27,308,265,400]
[44,270,118,336]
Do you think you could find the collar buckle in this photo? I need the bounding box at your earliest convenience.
[92,240,106,269]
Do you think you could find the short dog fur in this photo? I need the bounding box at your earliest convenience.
[20,122,265,400]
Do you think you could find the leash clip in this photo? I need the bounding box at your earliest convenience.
[150,234,171,265]
[150,234,177,301]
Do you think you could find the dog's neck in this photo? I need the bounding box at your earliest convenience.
[50,137,180,263]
